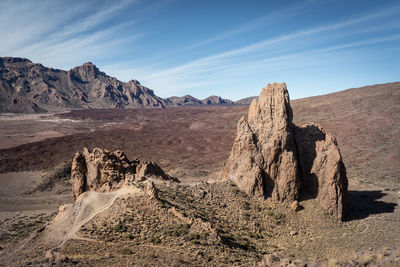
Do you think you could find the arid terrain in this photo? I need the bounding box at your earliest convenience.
[0,82,399,266]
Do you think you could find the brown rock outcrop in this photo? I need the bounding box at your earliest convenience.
[222,82,300,202]
[295,123,348,220]
[222,82,348,220]
[71,147,174,199]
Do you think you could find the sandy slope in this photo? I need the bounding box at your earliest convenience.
[42,186,142,246]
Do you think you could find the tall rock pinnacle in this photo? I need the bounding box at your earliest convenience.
[222,83,300,202]
[222,82,348,220]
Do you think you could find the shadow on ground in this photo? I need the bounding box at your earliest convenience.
[345,190,397,221]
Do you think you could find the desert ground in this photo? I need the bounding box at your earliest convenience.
[0,82,399,266]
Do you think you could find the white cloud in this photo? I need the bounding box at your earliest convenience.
[1,1,399,99]
[0,0,143,69]
[119,4,400,97]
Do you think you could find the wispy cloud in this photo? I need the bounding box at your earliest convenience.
[1,1,399,100]
[0,0,145,69]
[123,4,400,98]
[186,2,306,50]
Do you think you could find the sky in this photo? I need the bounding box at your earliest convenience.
[1,0,399,100]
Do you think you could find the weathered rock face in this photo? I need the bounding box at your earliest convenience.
[222,82,348,220]
[222,83,300,202]
[0,57,166,113]
[71,147,173,199]
[295,124,348,220]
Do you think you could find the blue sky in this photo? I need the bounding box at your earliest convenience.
[1,0,399,100]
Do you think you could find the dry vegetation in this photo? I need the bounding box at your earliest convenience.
[6,180,399,266]
[0,82,399,266]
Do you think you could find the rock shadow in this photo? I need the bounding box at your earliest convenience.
[344,190,397,221]
[294,124,325,200]
[261,169,275,198]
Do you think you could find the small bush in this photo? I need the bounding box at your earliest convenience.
[113,222,127,233]
[151,236,161,244]
[242,201,251,210]
[118,247,131,255]
[190,232,200,240]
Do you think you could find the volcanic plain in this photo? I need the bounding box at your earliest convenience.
[0,82,399,266]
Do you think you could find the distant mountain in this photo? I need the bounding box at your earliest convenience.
[166,94,233,106]
[234,96,257,105]
[165,95,203,106]
[0,57,166,113]
[202,95,233,105]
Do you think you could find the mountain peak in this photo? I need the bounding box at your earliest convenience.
[75,61,99,71]
[81,62,96,67]
[0,57,32,64]
[203,95,233,105]
[70,61,103,80]
[128,79,141,85]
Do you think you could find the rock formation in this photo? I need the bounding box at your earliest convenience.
[295,123,348,220]
[222,82,348,220]
[222,83,300,202]
[0,57,166,113]
[71,147,174,199]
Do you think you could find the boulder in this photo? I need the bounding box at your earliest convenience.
[222,82,300,202]
[290,200,302,212]
[71,147,173,199]
[222,82,348,220]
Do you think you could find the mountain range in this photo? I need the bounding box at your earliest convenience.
[0,57,235,113]
[233,96,257,105]
[166,95,233,106]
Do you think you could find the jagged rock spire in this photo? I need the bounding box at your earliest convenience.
[222,82,348,220]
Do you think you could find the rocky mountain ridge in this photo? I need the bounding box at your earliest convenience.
[0,57,233,113]
[234,96,257,105]
[166,94,233,106]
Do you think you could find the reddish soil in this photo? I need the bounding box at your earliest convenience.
[0,106,246,180]
[0,82,399,189]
